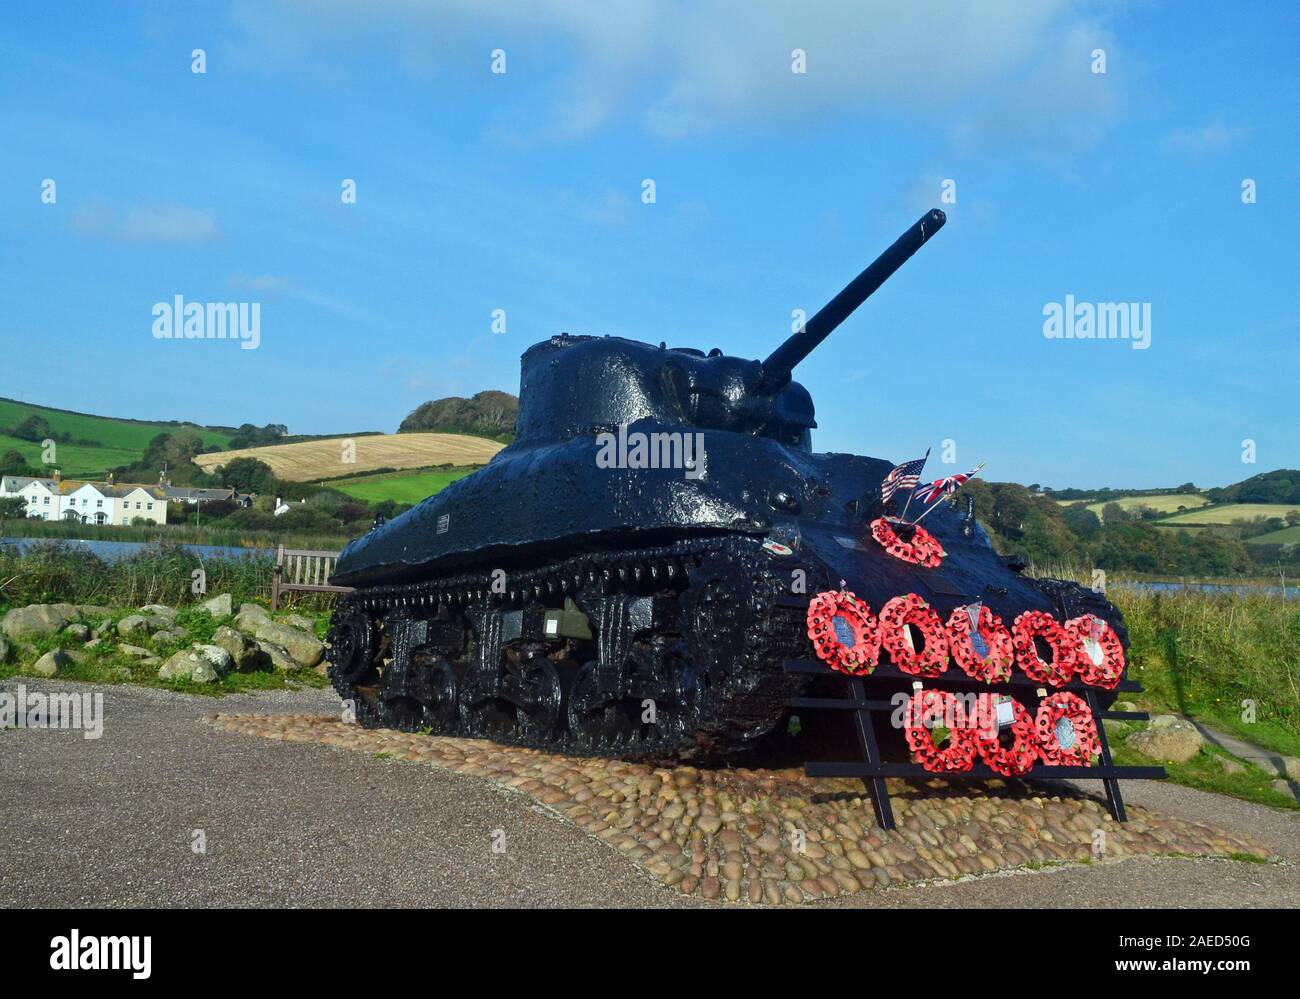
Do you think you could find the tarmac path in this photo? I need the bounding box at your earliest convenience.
[2,680,1296,908]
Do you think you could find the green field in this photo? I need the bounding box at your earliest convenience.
[328,467,478,504]
[1247,524,1300,545]
[0,397,232,477]
[1161,502,1300,526]
[1081,494,1209,518]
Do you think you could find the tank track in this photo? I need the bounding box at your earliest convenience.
[326,535,813,762]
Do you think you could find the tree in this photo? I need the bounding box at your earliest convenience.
[1062,504,1102,540]
[214,457,278,495]
[0,448,29,474]
[1101,502,1130,524]
[1286,510,1300,528]
[0,496,28,519]
[9,414,52,442]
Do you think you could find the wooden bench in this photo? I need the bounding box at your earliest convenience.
[271,545,354,610]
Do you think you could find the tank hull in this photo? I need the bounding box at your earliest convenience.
[327,428,1125,760]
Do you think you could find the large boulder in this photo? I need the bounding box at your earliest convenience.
[117,614,170,638]
[139,604,178,622]
[211,625,268,671]
[31,649,74,678]
[280,613,315,632]
[151,628,189,646]
[158,644,233,683]
[1127,716,1205,764]
[200,593,233,618]
[253,620,324,668]
[234,603,271,633]
[3,603,81,639]
[118,644,154,659]
[255,639,298,673]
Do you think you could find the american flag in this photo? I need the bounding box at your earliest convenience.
[913,462,986,505]
[880,457,928,502]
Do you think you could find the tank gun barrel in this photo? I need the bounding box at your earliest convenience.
[760,208,946,390]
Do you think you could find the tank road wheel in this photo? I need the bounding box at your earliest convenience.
[412,658,459,733]
[516,658,565,743]
[567,661,627,753]
[328,603,379,686]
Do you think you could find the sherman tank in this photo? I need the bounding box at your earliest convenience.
[326,208,1127,760]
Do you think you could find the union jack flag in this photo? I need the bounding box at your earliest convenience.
[913,462,986,505]
[880,457,927,502]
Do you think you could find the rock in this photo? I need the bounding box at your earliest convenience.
[191,644,234,681]
[139,604,178,622]
[1127,717,1204,763]
[118,644,153,658]
[31,649,73,677]
[109,665,134,681]
[151,628,189,646]
[139,657,161,669]
[117,614,169,638]
[62,622,91,642]
[315,660,331,676]
[1114,701,1138,713]
[235,603,271,632]
[158,645,232,683]
[211,626,268,671]
[1282,756,1300,781]
[253,620,324,668]
[280,613,315,632]
[1215,757,1246,776]
[3,603,83,639]
[1271,779,1294,797]
[0,635,11,664]
[256,639,298,673]
[199,593,234,617]
[84,637,103,650]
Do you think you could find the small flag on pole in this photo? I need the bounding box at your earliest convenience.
[881,456,928,503]
[912,462,986,506]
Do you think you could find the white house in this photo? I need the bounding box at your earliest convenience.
[63,481,111,524]
[3,476,60,520]
[0,472,167,525]
[114,485,165,525]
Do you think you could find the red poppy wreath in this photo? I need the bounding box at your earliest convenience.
[880,593,949,677]
[1065,614,1126,690]
[806,589,881,676]
[869,518,946,568]
[974,695,1039,777]
[904,689,980,773]
[946,603,1015,684]
[1012,610,1077,687]
[1034,692,1101,767]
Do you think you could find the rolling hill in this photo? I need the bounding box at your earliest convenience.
[0,397,232,478]
[1072,494,1210,518]
[192,433,504,482]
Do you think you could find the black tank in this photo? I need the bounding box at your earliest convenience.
[327,210,1127,759]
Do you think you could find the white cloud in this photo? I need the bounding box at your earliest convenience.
[69,200,220,245]
[229,0,1125,148]
[1168,121,1248,151]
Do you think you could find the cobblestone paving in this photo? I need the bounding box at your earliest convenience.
[207,711,1273,905]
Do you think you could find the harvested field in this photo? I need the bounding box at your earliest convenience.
[193,432,503,481]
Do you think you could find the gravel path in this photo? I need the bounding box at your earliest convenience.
[2,679,1295,908]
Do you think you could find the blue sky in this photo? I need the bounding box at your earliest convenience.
[2,1,1296,489]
